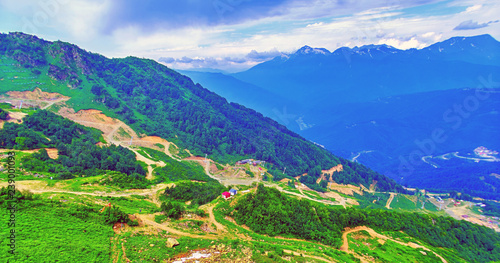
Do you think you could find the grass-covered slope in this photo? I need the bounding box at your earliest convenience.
[0,189,123,263]
[0,32,401,191]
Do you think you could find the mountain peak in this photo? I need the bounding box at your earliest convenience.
[296,46,331,55]
[330,44,400,58]
[357,44,398,51]
[446,34,496,43]
[421,34,500,65]
[427,34,499,49]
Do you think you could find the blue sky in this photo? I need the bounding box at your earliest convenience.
[0,0,499,72]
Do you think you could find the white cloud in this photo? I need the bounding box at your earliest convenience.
[465,5,482,13]
[378,37,425,49]
[1,0,499,72]
[106,0,500,71]
[56,0,112,41]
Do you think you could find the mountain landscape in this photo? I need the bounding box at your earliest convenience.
[182,34,500,199]
[1,31,500,263]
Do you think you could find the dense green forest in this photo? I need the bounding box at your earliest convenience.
[0,110,145,179]
[0,108,8,120]
[233,184,500,262]
[99,171,150,189]
[163,181,227,206]
[158,181,226,220]
[0,32,402,192]
[407,160,500,200]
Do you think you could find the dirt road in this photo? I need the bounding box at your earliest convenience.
[340,226,447,263]
[135,213,219,240]
[282,249,335,263]
[386,193,396,209]
[206,204,227,233]
[263,182,338,207]
[0,180,171,199]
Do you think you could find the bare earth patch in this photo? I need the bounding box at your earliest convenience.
[6,88,69,100]
[0,88,70,109]
[328,182,363,196]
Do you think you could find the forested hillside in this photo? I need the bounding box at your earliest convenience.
[0,32,401,191]
[233,184,500,262]
[0,110,146,180]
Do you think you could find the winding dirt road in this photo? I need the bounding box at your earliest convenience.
[340,226,447,263]
[386,193,396,209]
[135,213,219,240]
[206,204,226,233]
[0,180,171,199]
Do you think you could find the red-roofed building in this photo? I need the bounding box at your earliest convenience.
[222,192,231,199]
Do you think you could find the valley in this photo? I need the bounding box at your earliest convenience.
[1,94,499,262]
[184,72,500,199]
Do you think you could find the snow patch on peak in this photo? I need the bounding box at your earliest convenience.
[296,46,331,55]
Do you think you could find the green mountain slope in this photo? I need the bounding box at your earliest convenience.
[232,184,500,262]
[0,32,401,191]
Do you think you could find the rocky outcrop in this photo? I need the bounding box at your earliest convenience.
[166,238,179,248]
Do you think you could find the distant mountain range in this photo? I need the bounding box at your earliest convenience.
[231,34,500,106]
[181,34,500,198]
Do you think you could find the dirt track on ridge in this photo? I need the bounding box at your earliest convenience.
[340,226,447,263]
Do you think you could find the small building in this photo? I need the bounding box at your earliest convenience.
[229,189,237,196]
[236,159,252,165]
[222,192,231,199]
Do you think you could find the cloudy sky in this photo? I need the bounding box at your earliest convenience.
[0,0,499,72]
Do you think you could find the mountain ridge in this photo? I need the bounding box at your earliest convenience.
[187,34,500,198]
[0,31,402,192]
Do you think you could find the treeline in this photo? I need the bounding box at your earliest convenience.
[99,171,150,189]
[0,110,145,179]
[0,122,52,149]
[158,181,226,220]
[0,108,7,120]
[233,185,500,262]
[299,174,328,192]
[163,181,227,206]
[139,147,214,183]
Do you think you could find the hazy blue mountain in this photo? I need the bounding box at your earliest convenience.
[417,34,500,66]
[186,35,500,197]
[178,70,301,120]
[232,34,500,108]
[299,88,500,197]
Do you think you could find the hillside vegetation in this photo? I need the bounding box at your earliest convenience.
[233,184,500,262]
[0,32,401,191]
[0,110,146,179]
